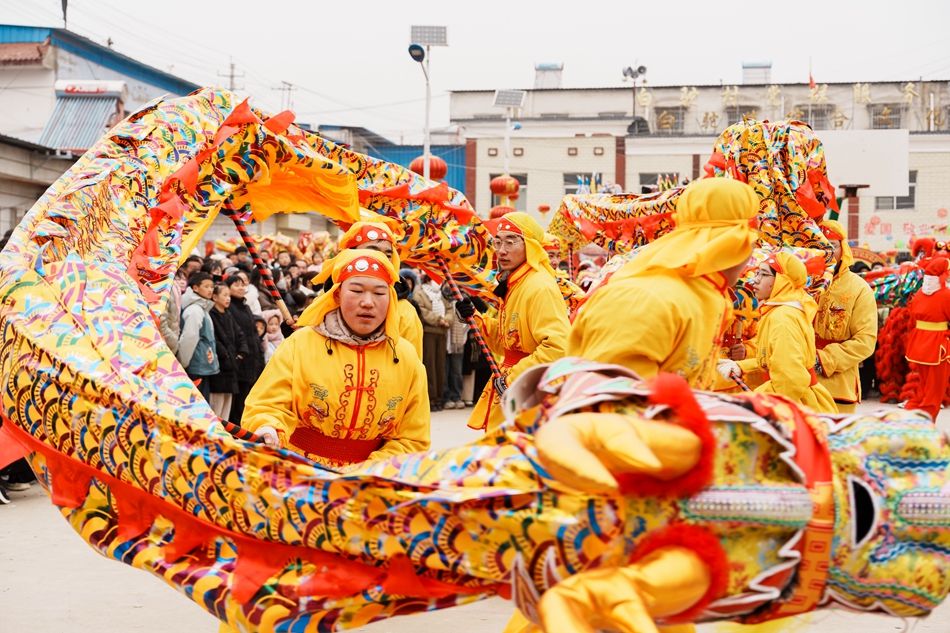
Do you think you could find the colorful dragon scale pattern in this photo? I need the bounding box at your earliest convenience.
[549,120,837,290]
[6,344,950,631]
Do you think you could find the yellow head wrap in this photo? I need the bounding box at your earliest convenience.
[297,249,400,340]
[616,178,759,280]
[542,232,561,252]
[818,218,854,272]
[491,212,555,277]
[338,220,403,269]
[763,251,819,322]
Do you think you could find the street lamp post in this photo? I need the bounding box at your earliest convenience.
[408,26,448,181]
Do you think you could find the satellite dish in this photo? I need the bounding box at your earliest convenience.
[637,65,647,75]
[623,67,636,79]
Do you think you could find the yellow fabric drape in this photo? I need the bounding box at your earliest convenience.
[612,178,758,281]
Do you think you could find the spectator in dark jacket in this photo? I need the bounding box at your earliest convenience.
[224,274,264,423]
[207,284,248,419]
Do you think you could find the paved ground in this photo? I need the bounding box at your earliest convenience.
[2,403,948,632]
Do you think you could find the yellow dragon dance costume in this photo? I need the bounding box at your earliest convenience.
[0,90,948,633]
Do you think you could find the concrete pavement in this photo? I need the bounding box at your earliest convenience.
[1,403,948,632]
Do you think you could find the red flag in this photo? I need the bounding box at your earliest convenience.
[809,74,816,89]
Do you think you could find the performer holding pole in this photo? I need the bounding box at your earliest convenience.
[456,212,570,432]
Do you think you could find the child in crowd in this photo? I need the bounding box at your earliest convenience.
[261,309,285,364]
[177,272,219,402]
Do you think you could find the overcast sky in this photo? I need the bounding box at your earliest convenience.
[3,0,949,143]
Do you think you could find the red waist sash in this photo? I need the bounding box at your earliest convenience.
[289,426,384,464]
[762,367,818,387]
[502,348,529,368]
[814,337,836,350]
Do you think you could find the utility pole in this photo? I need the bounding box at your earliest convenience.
[218,58,245,91]
[272,81,296,111]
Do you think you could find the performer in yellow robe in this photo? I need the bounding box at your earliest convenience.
[812,220,877,413]
[338,219,423,360]
[243,249,430,467]
[723,252,838,413]
[569,178,760,388]
[460,213,570,431]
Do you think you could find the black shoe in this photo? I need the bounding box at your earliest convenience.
[0,486,10,505]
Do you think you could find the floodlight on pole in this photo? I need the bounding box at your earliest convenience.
[622,64,646,130]
[409,26,447,180]
[492,90,526,175]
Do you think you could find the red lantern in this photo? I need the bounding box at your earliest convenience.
[409,154,448,181]
[538,204,551,219]
[508,192,520,202]
[490,175,520,197]
[490,205,516,219]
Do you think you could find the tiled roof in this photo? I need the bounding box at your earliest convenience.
[0,42,48,65]
[38,96,119,152]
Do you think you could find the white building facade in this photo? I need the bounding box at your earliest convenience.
[452,76,950,252]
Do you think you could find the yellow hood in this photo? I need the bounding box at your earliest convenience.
[338,219,404,269]
[764,251,819,323]
[818,219,853,273]
[490,211,555,277]
[614,178,759,280]
[298,249,400,340]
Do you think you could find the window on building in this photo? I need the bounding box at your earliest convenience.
[653,107,685,134]
[639,173,680,194]
[490,173,528,212]
[723,105,761,125]
[869,103,902,129]
[875,171,917,210]
[794,104,836,131]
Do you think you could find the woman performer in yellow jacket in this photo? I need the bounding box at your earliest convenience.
[243,249,430,467]
[720,252,838,413]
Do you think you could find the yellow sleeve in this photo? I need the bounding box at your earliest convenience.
[242,333,298,441]
[569,284,674,380]
[475,307,501,355]
[761,317,812,402]
[370,346,431,459]
[817,285,877,377]
[508,283,571,383]
[399,303,424,358]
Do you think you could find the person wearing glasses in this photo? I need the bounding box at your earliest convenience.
[811,220,877,413]
[569,178,759,388]
[457,212,570,431]
[719,252,838,413]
